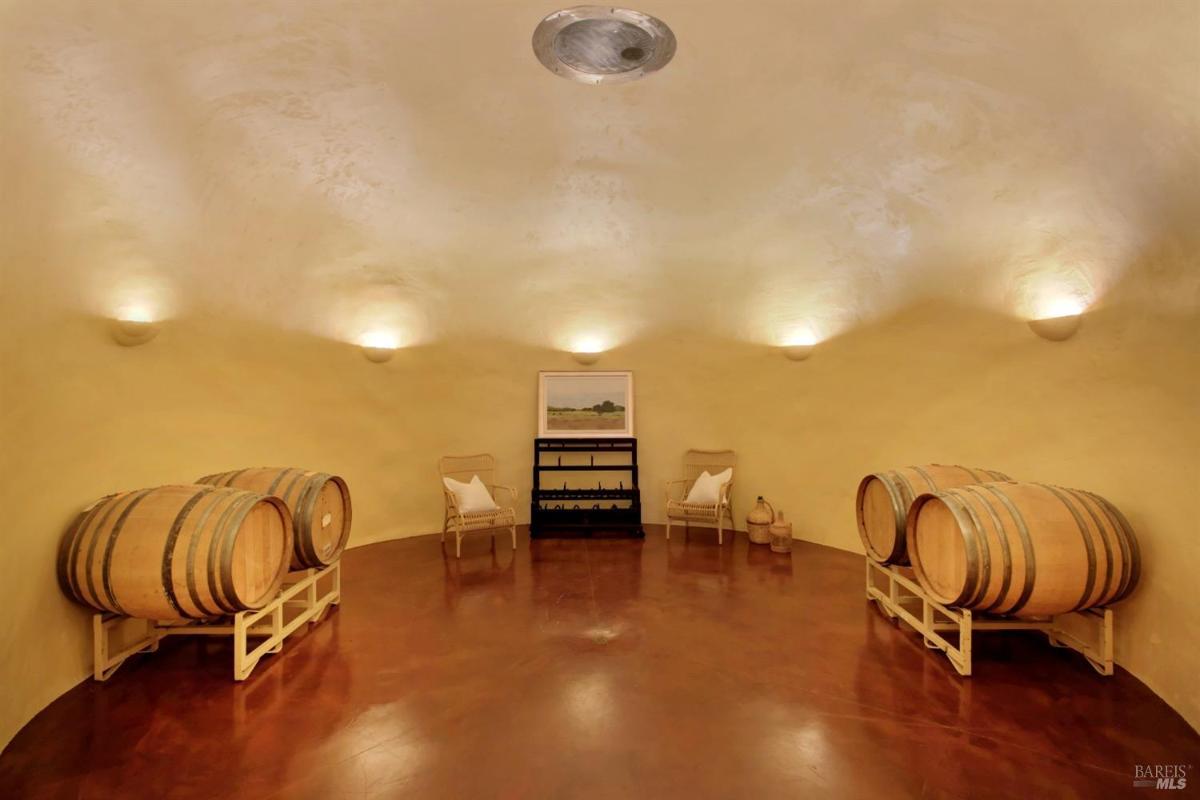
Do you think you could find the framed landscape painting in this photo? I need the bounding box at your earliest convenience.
[538,371,634,438]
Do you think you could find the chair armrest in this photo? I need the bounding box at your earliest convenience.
[719,479,734,506]
[491,484,518,506]
[443,487,462,518]
[665,479,690,502]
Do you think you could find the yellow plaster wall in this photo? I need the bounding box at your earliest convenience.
[1,273,1197,749]
[2,0,1198,756]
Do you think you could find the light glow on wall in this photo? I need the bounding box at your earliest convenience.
[780,327,819,347]
[92,256,176,328]
[1011,261,1096,322]
[115,303,156,323]
[360,330,400,350]
[571,334,607,354]
[326,275,432,350]
[1032,294,1086,321]
[737,274,857,347]
[549,322,626,356]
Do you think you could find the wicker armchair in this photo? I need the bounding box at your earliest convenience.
[665,449,737,544]
[439,454,518,558]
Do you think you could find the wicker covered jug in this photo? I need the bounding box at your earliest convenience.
[747,497,774,545]
[769,510,793,554]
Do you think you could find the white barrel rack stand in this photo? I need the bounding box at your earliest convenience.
[92,560,342,681]
[865,559,1113,676]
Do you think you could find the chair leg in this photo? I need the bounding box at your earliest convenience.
[666,519,671,540]
[441,517,447,543]
[718,517,724,545]
[511,524,517,550]
[456,529,462,559]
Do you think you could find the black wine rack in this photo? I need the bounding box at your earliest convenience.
[530,437,644,538]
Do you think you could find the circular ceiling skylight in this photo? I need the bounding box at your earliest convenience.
[532,6,677,85]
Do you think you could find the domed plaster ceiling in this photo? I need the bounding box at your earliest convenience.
[2,0,1197,349]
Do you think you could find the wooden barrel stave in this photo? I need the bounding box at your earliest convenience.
[57,486,292,620]
[908,482,1140,618]
[856,464,1011,566]
[196,467,352,569]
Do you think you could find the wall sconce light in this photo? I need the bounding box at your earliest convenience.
[360,331,398,363]
[782,343,814,361]
[1027,296,1084,341]
[572,350,601,365]
[780,330,817,361]
[362,345,395,363]
[1028,313,1082,341]
[110,309,160,347]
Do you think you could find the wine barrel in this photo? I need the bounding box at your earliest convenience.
[907,482,1140,617]
[856,465,1011,565]
[57,485,292,620]
[196,468,351,569]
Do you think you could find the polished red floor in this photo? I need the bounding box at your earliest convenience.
[2,525,1197,799]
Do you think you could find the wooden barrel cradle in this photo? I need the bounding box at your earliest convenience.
[856,465,1011,565]
[57,485,292,620]
[196,468,352,569]
[907,482,1141,618]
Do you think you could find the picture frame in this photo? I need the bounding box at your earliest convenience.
[538,371,634,438]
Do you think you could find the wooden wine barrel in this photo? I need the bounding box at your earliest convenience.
[196,467,351,569]
[856,465,1011,565]
[907,482,1140,618]
[57,485,292,620]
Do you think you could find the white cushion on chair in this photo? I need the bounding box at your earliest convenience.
[443,475,500,513]
[685,468,733,505]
